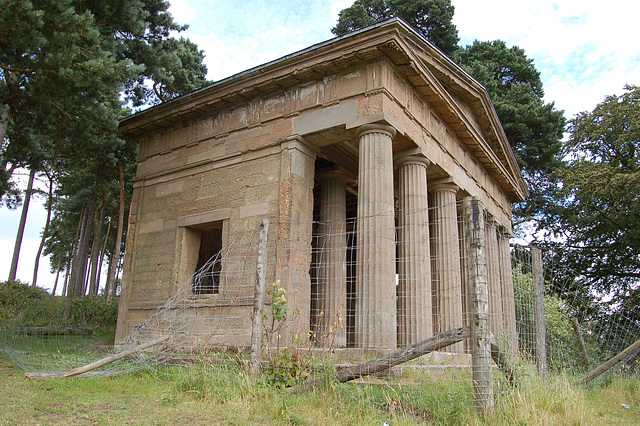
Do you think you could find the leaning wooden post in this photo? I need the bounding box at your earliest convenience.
[249,218,270,378]
[463,196,494,415]
[578,337,640,385]
[532,247,548,381]
[571,317,591,368]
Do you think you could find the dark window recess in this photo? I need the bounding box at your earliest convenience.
[193,227,223,295]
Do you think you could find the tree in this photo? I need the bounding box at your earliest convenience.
[0,0,129,205]
[3,0,207,302]
[74,0,208,107]
[551,85,640,299]
[455,41,566,231]
[332,0,460,56]
[332,4,565,232]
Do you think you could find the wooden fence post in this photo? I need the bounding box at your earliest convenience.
[249,218,270,378]
[532,247,548,380]
[571,317,591,368]
[463,196,494,415]
[578,337,640,385]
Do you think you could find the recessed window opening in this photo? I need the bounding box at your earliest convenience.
[193,226,223,295]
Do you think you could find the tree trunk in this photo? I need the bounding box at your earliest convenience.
[32,173,54,286]
[8,168,36,282]
[74,204,94,296]
[64,203,90,321]
[68,204,93,297]
[62,257,71,297]
[96,217,112,295]
[51,252,63,296]
[87,199,105,297]
[0,104,9,148]
[106,161,126,305]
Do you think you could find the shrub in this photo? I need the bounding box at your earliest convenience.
[0,280,50,325]
[0,280,119,333]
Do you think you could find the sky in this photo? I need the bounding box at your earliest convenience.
[1,0,638,293]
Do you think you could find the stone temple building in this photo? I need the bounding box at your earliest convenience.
[115,18,527,351]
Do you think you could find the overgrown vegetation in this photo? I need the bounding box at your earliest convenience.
[0,280,118,334]
[512,265,588,373]
[1,341,639,425]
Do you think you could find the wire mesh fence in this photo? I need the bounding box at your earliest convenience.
[1,199,639,410]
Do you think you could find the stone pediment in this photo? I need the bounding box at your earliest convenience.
[120,18,527,202]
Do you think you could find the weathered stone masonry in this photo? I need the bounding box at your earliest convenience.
[116,19,528,351]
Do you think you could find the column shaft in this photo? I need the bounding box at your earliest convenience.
[486,220,504,341]
[498,229,518,354]
[430,182,464,352]
[316,174,347,347]
[355,124,397,349]
[396,157,432,346]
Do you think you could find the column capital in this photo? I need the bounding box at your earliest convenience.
[355,123,397,140]
[394,147,431,169]
[280,135,317,158]
[316,167,351,184]
[429,177,459,193]
[346,112,404,135]
[315,164,356,183]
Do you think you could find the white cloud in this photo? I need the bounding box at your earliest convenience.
[452,0,640,118]
[3,0,640,286]
[168,0,198,26]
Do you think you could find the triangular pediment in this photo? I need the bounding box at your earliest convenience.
[120,18,528,202]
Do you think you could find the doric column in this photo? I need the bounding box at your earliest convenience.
[498,227,518,354]
[430,180,464,352]
[486,217,504,341]
[395,152,432,347]
[458,205,470,353]
[316,171,348,347]
[355,124,397,349]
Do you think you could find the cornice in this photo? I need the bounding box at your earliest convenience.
[119,18,528,202]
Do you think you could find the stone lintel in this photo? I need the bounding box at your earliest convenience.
[293,101,358,136]
[177,208,232,228]
[316,164,353,183]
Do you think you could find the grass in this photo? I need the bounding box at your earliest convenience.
[1,335,639,425]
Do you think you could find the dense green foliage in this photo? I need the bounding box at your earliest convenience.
[547,85,640,336]
[0,280,118,332]
[0,0,129,206]
[512,264,590,372]
[455,41,566,228]
[0,280,49,324]
[1,0,209,301]
[555,85,639,292]
[332,0,460,56]
[333,0,565,231]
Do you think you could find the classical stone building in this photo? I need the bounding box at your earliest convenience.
[115,19,527,351]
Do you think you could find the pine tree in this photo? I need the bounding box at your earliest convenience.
[332,0,460,57]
